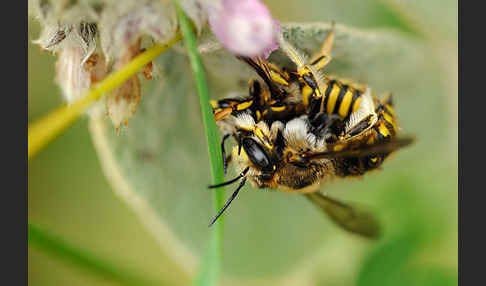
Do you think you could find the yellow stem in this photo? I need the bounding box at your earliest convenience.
[28,33,182,160]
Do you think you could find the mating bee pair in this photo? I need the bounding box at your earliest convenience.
[208,23,413,238]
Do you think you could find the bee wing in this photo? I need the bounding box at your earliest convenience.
[305,192,381,239]
[306,135,415,160]
[237,56,287,98]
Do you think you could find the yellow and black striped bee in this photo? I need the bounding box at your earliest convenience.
[209,23,414,238]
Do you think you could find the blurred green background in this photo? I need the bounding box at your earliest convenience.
[28,1,457,285]
[28,18,188,286]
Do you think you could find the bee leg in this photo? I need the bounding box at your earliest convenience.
[249,79,262,104]
[211,97,255,121]
[345,114,374,137]
[310,112,345,143]
[308,21,336,70]
[221,134,230,176]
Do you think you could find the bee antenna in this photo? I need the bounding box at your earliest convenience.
[208,177,247,227]
[208,167,250,189]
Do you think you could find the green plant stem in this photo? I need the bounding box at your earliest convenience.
[174,3,225,286]
[28,223,162,286]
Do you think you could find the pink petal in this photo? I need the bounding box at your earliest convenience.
[207,0,279,58]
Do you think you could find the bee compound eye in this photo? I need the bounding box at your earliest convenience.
[242,138,272,170]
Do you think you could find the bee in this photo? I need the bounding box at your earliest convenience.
[208,23,414,238]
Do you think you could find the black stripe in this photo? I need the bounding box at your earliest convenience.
[350,89,360,114]
[374,126,385,141]
[303,74,318,90]
[385,94,394,106]
[333,85,349,114]
[383,105,394,116]
[309,97,322,118]
[375,105,384,115]
[310,55,325,66]
[249,80,261,101]
[322,80,335,113]
[382,119,396,136]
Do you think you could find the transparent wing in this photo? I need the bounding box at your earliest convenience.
[305,135,415,160]
[305,192,381,239]
[236,56,288,99]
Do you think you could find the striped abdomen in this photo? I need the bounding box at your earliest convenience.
[306,80,363,120]
[373,101,398,141]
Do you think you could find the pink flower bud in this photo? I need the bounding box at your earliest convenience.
[207,0,279,58]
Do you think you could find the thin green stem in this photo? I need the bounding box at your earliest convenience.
[28,223,163,286]
[174,3,225,286]
[28,34,182,160]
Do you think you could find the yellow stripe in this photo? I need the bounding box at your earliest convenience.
[352,97,361,112]
[383,112,397,132]
[298,66,312,77]
[313,55,329,70]
[271,106,286,112]
[210,100,218,108]
[302,85,312,106]
[333,144,344,151]
[326,84,341,114]
[270,70,288,85]
[256,110,261,121]
[378,123,391,138]
[338,89,354,118]
[236,100,253,111]
[385,104,396,116]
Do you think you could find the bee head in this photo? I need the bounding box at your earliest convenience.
[235,134,333,193]
[241,137,276,174]
[232,117,324,190]
[229,136,274,188]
